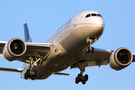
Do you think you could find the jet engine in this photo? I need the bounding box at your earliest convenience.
[3,38,27,61]
[109,48,133,70]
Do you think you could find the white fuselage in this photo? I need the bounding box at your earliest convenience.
[25,10,104,79]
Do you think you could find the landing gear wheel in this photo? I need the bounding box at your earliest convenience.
[75,74,81,84]
[84,74,88,81]
[30,70,37,80]
[87,47,90,53]
[82,80,86,84]
[75,74,88,84]
[75,77,79,84]
[31,75,36,80]
[87,47,94,53]
[24,70,30,79]
[91,47,94,53]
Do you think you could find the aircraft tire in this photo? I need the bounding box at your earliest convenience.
[30,70,37,80]
[75,77,79,84]
[84,74,88,81]
[82,80,86,84]
[24,70,30,79]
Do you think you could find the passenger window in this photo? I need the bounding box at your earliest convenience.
[97,14,102,17]
[86,14,91,18]
[91,13,97,16]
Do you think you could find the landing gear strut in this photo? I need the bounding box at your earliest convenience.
[86,37,94,53]
[24,56,42,80]
[75,61,88,84]
[75,37,95,84]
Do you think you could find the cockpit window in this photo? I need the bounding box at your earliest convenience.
[86,14,91,18]
[85,13,102,18]
[97,14,102,17]
[91,13,97,16]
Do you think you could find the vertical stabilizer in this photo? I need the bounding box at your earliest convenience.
[24,23,32,42]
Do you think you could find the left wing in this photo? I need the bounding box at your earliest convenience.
[71,47,135,69]
[71,48,112,69]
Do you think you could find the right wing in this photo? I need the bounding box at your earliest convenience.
[0,23,52,63]
[0,23,52,73]
[71,48,112,69]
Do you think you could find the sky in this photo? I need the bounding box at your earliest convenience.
[0,0,135,90]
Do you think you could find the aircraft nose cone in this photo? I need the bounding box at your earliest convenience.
[92,17,104,26]
[91,17,104,38]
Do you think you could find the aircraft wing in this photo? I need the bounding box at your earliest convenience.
[0,41,52,63]
[71,48,135,69]
[18,42,52,63]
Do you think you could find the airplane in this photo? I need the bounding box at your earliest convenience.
[0,10,134,85]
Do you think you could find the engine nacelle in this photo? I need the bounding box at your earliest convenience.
[109,48,133,70]
[3,38,27,61]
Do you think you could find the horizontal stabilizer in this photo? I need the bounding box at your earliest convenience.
[54,72,69,76]
[0,67,24,73]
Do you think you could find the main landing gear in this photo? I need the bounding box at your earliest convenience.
[24,56,42,80]
[75,61,88,85]
[75,74,88,84]
[75,37,95,84]
[24,70,37,80]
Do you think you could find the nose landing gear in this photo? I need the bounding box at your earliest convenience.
[86,37,95,53]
